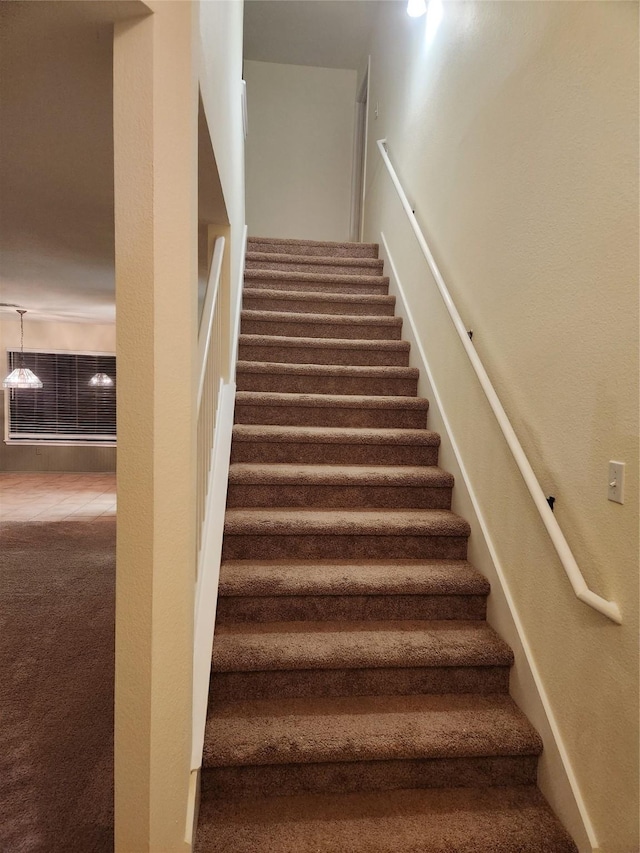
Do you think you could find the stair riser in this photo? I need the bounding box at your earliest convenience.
[230,442,440,466]
[246,259,384,276]
[216,593,486,623]
[244,277,388,295]
[247,241,379,258]
[210,664,508,702]
[234,405,428,429]
[243,295,396,317]
[226,483,452,510]
[241,317,402,341]
[236,372,418,397]
[221,534,468,561]
[202,754,538,799]
[238,343,409,367]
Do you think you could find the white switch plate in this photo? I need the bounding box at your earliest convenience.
[608,461,625,504]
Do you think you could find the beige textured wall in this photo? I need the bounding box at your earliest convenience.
[114,1,246,850]
[244,60,357,241]
[0,318,116,472]
[363,3,638,852]
[114,2,197,851]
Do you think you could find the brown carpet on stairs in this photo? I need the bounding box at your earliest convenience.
[195,235,577,852]
[0,520,114,853]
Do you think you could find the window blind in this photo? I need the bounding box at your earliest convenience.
[6,351,116,443]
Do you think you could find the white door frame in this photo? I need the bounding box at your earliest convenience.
[349,57,371,242]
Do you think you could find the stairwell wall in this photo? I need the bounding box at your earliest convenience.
[362,3,638,852]
[244,60,357,242]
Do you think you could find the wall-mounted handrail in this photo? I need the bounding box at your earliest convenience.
[376,138,621,624]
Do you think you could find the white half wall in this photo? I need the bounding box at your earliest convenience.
[244,60,357,242]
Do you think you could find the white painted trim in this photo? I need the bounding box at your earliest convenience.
[349,65,369,243]
[197,236,226,409]
[184,768,200,848]
[7,434,116,443]
[241,79,248,140]
[3,386,8,443]
[381,232,599,850]
[359,57,371,243]
[191,380,236,770]
[229,224,248,380]
[377,139,620,625]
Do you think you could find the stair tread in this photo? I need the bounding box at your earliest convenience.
[247,236,379,250]
[239,335,410,351]
[246,250,384,268]
[242,309,401,325]
[245,269,387,285]
[212,620,513,672]
[235,391,429,409]
[219,559,489,597]
[203,692,543,767]
[231,424,440,446]
[195,785,577,853]
[228,463,452,487]
[243,287,393,305]
[236,361,418,380]
[224,508,470,537]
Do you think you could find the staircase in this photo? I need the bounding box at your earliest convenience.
[195,236,577,852]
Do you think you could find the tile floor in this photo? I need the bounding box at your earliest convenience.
[0,472,116,522]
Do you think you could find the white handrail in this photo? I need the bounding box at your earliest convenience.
[376,138,621,625]
[197,236,226,410]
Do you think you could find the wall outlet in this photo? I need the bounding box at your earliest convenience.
[608,461,625,504]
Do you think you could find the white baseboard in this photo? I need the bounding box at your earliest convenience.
[184,768,201,849]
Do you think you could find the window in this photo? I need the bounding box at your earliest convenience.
[5,350,116,445]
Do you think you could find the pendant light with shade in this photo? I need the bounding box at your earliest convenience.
[3,310,43,389]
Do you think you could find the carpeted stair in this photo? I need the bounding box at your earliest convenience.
[195,236,577,852]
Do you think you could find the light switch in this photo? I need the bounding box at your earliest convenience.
[608,461,625,504]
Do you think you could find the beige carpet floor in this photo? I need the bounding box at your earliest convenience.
[0,519,115,853]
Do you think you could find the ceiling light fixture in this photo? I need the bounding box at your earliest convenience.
[425,0,444,43]
[407,0,427,17]
[3,310,43,389]
[88,372,114,387]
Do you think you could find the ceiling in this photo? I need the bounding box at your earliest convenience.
[0,1,142,325]
[0,0,385,326]
[244,1,382,71]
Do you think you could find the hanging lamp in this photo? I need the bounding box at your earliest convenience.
[3,310,43,389]
[88,372,113,387]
